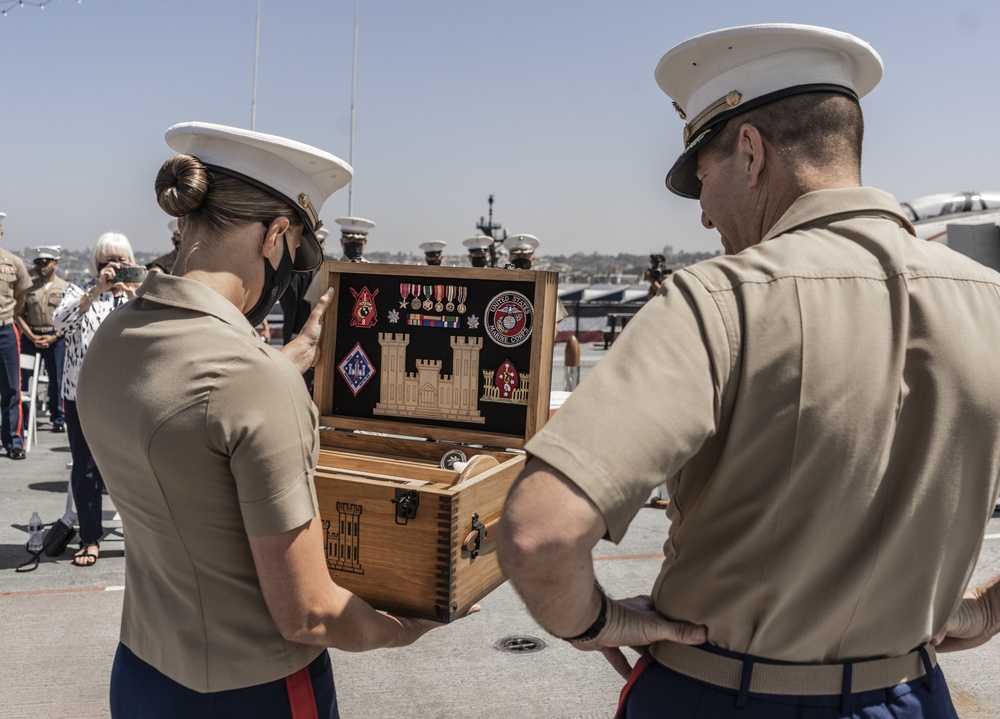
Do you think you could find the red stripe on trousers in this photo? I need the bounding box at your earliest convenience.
[285,664,320,719]
[614,652,651,719]
[12,324,22,439]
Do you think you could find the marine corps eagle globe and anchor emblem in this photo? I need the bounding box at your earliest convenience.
[484,290,533,347]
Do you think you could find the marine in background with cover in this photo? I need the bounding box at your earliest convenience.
[17,245,68,433]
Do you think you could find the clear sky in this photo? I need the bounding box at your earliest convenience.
[1,0,997,257]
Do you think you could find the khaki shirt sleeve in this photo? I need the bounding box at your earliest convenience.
[207,348,320,536]
[525,270,733,542]
[14,256,30,293]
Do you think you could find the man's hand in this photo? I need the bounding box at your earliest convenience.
[281,288,333,374]
[498,459,707,681]
[933,581,1000,652]
[34,335,53,349]
[575,595,706,679]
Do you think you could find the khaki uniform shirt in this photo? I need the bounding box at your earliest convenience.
[526,187,1000,664]
[77,273,321,692]
[0,249,31,322]
[22,274,69,331]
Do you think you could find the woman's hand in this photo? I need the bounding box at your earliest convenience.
[94,262,121,296]
[281,288,334,374]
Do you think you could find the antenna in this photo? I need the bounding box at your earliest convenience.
[250,0,261,130]
[348,0,359,216]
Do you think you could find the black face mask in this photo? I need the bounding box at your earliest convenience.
[343,241,365,261]
[510,256,533,270]
[470,253,488,268]
[244,239,294,328]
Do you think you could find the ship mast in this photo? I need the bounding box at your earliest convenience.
[476,195,508,267]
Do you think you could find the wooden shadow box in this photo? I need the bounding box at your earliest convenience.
[311,262,557,622]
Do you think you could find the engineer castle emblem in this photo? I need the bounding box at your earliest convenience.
[373,333,486,424]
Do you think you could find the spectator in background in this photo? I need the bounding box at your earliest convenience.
[463,236,492,267]
[53,232,142,566]
[643,254,670,301]
[335,217,374,262]
[503,234,569,331]
[0,212,31,460]
[147,219,181,274]
[17,245,69,433]
[420,240,446,266]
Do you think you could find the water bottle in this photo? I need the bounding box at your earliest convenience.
[27,512,44,554]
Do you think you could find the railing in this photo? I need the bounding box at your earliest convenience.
[556,300,646,345]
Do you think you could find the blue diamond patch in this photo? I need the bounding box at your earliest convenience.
[337,342,376,396]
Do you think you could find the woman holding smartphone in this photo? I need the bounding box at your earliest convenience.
[53,232,144,567]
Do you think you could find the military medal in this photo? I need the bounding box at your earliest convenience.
[433,285,445,313]
[456,286,468,314]
[422,284,434,311]
[399,283,411,309]
[410,283,422,310]
[445,285,456,313]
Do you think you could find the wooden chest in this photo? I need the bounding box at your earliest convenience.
[311,262,558,621]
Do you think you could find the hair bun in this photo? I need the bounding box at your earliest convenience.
[155,154,210,217]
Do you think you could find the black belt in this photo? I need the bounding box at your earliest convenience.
[29,325,55,333]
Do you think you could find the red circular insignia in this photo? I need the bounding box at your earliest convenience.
[484,291,533,347]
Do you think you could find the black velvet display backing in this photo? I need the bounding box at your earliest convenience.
[329,272,540,437]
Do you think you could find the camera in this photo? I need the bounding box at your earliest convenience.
[645,254,667,284]
[113,266,148,284]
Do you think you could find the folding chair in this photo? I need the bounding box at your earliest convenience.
[34,361,49,416]
[18,352,40,452]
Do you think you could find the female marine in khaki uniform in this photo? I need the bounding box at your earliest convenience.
[77,123,474,718]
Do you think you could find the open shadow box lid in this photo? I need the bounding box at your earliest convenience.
[312,262,559,450]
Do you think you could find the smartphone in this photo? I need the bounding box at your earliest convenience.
[113,266,148,284]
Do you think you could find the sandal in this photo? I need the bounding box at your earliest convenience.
[72,542,99,567]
